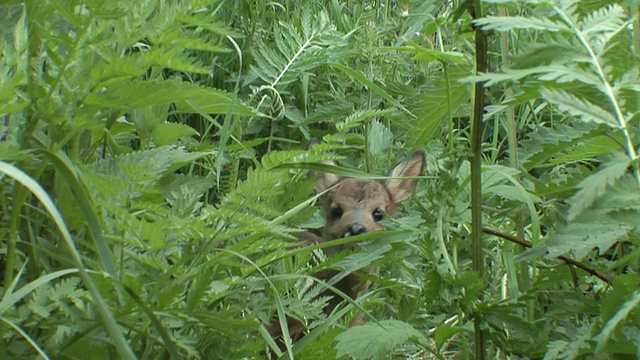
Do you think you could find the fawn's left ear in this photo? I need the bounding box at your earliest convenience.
[385,151,425,204]
[308,138,342,192]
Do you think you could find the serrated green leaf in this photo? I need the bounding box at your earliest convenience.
[407,64,470,147]
[335,319,426,360]
[153,122,199,146]
[567,153,630,220]
[541,89,618,127]
[594,291,640,353]
[435,325,464,351]
[546,175,640,260]
[518,122,604,170]
[85,78,254,116]
[485,184,542,204]
[367,120,393,156]
[337,109,395,132]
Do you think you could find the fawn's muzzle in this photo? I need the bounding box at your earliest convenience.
[343,223,367,237]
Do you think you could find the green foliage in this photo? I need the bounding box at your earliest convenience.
[335,319,427,360]
[1,0,640,359]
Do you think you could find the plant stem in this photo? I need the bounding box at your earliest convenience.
[471,0,488,359]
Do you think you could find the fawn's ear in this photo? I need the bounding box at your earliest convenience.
[308,139,341,192]
[313,160,341,192]
[385,151,425,204]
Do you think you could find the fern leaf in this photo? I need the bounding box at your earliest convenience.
[540,89,618,127]
[250,8,343,88]
[566,152,630,220]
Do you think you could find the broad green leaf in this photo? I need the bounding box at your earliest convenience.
[335,319,427,360]
[485,184,542,204]
[435,325,464,351]
[153,122,199,146]
[367,120,393,156]
[407,64,470,147]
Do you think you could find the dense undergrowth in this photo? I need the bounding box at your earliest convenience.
[0,0,639,359]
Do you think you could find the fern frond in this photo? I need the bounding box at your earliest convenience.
[249,7,344,88]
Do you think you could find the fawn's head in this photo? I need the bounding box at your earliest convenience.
[314,152,425,241]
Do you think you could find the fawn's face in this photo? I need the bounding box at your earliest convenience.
[314,152,425,241]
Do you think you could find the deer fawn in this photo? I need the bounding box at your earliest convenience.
[267,149,425,356]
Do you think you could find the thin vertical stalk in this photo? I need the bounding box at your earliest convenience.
[471,0,488,359]
[437,27,455,153]
[499,8,533,322]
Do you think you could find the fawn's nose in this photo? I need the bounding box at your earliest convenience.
[343,223,367,237]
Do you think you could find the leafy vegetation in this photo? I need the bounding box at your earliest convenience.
[0,0,639,359]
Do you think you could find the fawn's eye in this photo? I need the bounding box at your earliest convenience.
[330,206,343,219]
[372,209,384,222]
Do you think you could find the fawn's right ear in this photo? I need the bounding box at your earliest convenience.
[385,151,425,204]
[308,138,341,192]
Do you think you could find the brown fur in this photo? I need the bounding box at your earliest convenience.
[267,150,425,357]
